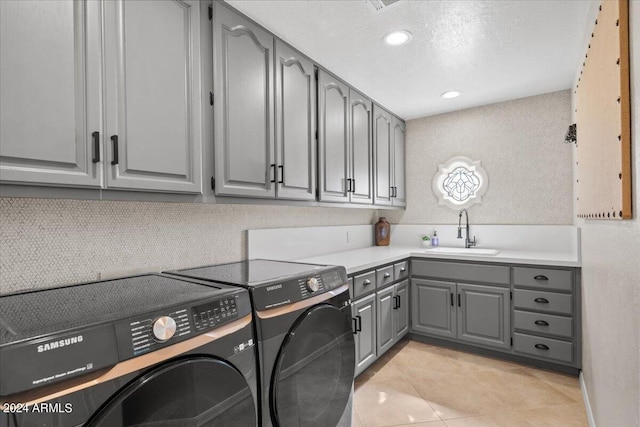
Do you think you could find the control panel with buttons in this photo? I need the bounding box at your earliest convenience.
[192,297,239,331]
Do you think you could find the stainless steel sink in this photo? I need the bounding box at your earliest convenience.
[423,247,500,256]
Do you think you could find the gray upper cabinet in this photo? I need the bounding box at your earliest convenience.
[213,4,275,198]
[373,104,405,207]
[373,105,392,206]
[391,117,406,207]
[104,0,202,193]
[349,89,373,204]
[274,40,316,201]
[318,70,350,203]
[457,283,510,350]
[1,0,202,194]
[0,0,102,188]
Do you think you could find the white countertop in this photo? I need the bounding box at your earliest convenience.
[297,245,581,274]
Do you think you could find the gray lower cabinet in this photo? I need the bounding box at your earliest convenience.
[394,280,409,338]
[352,293,377,376]
[457,283,510,349]
[411,280,509,350]
[377,280,410,357]
[1,0,102,188]
[1,0,202,194]
[104,0,202,193]
[411,259,581,369]
[411,279,456,339]
[213,4,275,198]
[512,266,579,366]
[376,286,395,356]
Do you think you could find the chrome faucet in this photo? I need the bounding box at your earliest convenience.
[457,209,477,248]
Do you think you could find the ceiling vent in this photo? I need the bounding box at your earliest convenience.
[365,0,400,12]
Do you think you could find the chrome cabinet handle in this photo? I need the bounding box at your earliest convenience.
[383,272,391,279]
[363,279,372,286]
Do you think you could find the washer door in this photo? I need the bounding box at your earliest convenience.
[270,304,355,427]
[86,356,256,427]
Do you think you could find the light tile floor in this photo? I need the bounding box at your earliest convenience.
[353,339,588,427]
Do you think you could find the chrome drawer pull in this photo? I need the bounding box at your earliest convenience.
[535,344,550,350]
[534,275,549,281]
[363,279,372,286]
[534,298,549,304]
[534,320,549,326]
[383,272,391,278]
[400,267,406,272]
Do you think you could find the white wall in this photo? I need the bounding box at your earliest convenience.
[385,90,574,226]
[574,2,640,426]
[0,198,375,294]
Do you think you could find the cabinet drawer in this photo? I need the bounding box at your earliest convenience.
[513,333,573,364]
[394,261,409,281]
[513,289,573,315]
[376,266,394,289]
[412,260,509,285]
[513,267,573,291]
[353,271,376,299]
[514,310,573,339]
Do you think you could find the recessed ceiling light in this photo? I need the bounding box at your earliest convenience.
[441,90,461,99]
[383,30,412,46]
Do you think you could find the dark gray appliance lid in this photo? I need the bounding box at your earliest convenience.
[170,259,330,287]
[0,274,235,346]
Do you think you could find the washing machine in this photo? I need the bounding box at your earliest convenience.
[0,274,259,427]
[167,260,355,427]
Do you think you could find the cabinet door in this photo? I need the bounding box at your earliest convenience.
[349,89,373,204]
[103,0,202,193]
[352,294,377,376]
[392,117,406,207]
[373,105,392,206]
[457,283,510,350]
[376,286,395,356]
[318,70,350,203]
[411,279,456,339]
[394,280,409,340]
[274,40,316,201]
[213,4,274,198]
[0,0,102,188]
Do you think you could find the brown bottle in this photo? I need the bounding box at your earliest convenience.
[374,217,390,246]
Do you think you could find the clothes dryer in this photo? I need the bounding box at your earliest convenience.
[0,274,258,427]
[168,260,355,427]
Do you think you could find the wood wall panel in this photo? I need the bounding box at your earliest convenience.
[576,0,632,219]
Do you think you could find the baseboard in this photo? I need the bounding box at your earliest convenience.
[580,372,596,427]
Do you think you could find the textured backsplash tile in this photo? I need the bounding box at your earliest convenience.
[0,198,375,293]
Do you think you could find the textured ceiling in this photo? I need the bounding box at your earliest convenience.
[225,0,595,120]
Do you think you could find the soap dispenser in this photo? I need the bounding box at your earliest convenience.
[432,231,439,247]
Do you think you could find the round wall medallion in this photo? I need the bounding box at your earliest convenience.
[432,156,488,209]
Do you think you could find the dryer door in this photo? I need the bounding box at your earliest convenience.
[270,304,355,427]
[86,356,256,427]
